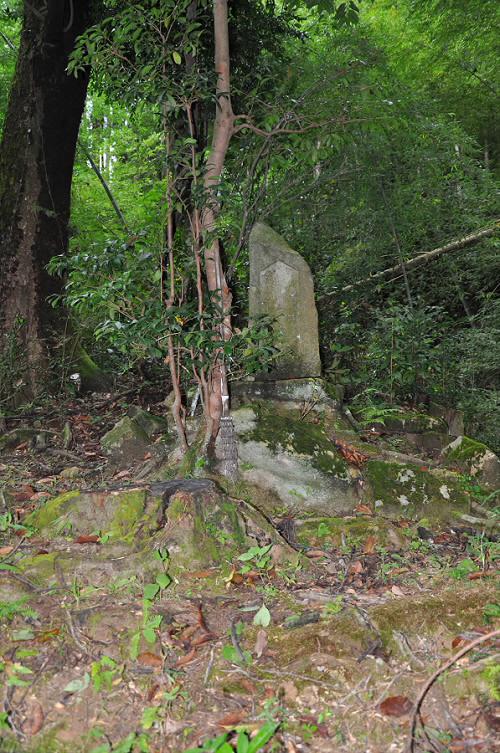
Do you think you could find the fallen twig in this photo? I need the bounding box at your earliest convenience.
[408,628,500,753]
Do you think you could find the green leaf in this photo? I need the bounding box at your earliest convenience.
[114,733,137,753]
[236,731,250,753]
[12,629,35,641]
[156,573,171,589]
[144,583,160,600]
[247,721,279,753]
[141,705,160,730]
[64,672,90,693]
[253,604,271,628]
[143,626,157,644]
[129,631,141,661]
[172,51,182,65]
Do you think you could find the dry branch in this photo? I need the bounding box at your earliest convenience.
[323,221,499,297]
[407,628,500,753]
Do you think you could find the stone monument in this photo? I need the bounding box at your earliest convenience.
[248,222,321,379]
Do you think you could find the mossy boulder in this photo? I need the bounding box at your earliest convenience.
[127,406,169,438]
[101,416,150,464]
[24,488,158,542]
[442,435,500,490]
[22,480,299,580]
[233,403,358,515]
[365,460,469,519]
[356,407,448,434]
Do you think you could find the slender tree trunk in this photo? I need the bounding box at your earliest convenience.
[201,0,234,442]
[0,1,97,394]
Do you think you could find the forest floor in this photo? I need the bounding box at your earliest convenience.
[0,389,499,753]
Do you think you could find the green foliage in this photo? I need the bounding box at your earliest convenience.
[90,655,121,692]
[183,721,279,753]
[0,597,38,622]
[481,663,500,701]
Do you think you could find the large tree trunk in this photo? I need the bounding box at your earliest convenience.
[0,1,95,395]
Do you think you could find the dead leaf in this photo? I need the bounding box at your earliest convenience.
[13,485,35,503]
[74,534,100,544]
[254,629,268,658]
[0,545,14,556]
[452,636,466,649]
[355,503,374,516]
[281,680,298,703]
[35,628,60,643]
[137,652,163,668]
[239,678,257,694]
[146,683,160,702]
[174,648,198,668]
[179,624,198,642]
[191,632,216,647]
[29,492,51,502]
[333,439,369,468]
[468,571,496,580]
[434,533,452,544]
[196,603,209,632]
[305,549,328,559]
[379,695,413,717]
[14,442,28,451]
[350,560,364,574]
[113,469,131,479]
[391,585,405,597]
[362,535,377,555]
[217,711,247,728]
[21,699,44,736]
[188,569,217,579]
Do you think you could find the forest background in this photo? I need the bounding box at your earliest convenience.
[0,0,498,451]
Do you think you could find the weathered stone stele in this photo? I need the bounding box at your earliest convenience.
[249,222,321,379]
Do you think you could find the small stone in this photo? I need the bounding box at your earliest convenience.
[62,421,73,450]
[59,466,81,479]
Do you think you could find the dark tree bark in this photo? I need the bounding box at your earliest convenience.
[0,1,98,394]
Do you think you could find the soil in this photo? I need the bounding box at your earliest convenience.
[0,389,499,753]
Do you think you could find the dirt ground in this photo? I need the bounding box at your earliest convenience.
[0,392,499,753]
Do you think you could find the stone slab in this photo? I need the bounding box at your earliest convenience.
[249,223,321,379]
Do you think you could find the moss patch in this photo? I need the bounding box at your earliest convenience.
[24,489,160,543]
[296,516,404,550]
[372,581,498,649]
[241,403,349,478]
[443,435,490,463]
[365,460,469,519]
[24,491,80,531]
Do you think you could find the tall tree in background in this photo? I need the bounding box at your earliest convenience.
[0,0,100,395]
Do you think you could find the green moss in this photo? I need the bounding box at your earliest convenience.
[242,403,349,478]
[444,435,489,463]
[296,516,403,550]
[110,489,148,540]
[365,460,468,518]
[18,551,76,585]
[372,582,497,649]
[24,491,80,531]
